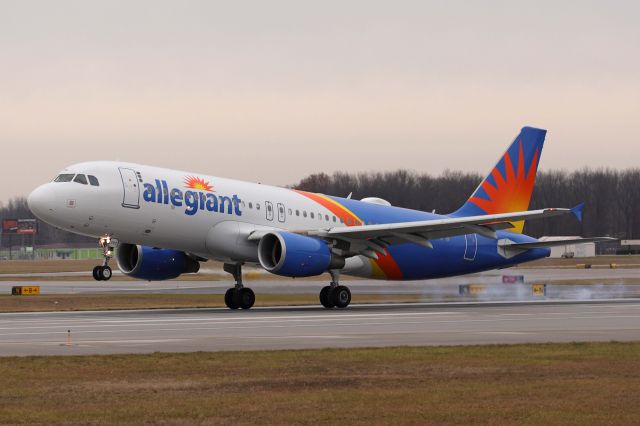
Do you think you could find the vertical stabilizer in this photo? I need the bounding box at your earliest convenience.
[453,126,546,233]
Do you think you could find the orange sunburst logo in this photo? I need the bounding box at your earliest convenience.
[184,176,214,192]
[469,141,539,233]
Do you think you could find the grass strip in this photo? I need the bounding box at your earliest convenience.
[0,342,639,425]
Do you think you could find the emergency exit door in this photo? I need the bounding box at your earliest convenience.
[265,201,274,221]
[277,203,286,222]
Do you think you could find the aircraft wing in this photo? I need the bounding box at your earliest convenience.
[305,208,574,255]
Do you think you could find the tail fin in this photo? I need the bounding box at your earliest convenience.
[453,126,546,233]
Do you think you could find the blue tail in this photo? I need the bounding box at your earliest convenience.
[453,126,547,233]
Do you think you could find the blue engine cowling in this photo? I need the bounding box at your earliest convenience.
[116,243,200,281]
[257,231,344,277]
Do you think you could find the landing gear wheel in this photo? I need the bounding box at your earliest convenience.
[223,263,255,310]
[320,286,335,308]
[332,285,351,309]
[224,288,240,310]
[238,288,255,309]
[99,266,112,281]
[95,236,116,282]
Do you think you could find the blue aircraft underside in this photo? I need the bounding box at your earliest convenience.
[384,232,549,281]
[327,195,549,280]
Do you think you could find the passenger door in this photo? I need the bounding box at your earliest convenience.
[464,233,478,261]
[119,167,140,209]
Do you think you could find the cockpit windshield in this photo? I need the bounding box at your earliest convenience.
[52,173,100,186]
[53,174,75,182]
[73,174,88,185]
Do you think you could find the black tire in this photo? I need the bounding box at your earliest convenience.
[320,286,335,308]
[224,288,240,309]
[238,288,255,309]
[92,266,102,281]
[332,285,351,309]
[100,266,112,281]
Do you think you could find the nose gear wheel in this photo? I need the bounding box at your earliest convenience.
[93,236,116,281]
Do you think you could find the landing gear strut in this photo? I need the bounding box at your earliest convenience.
[93,236,116,281]
[320,270,351,309]
[223,263,255,310]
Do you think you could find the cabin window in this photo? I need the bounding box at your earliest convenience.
[87,175,99,186]
[325,214,329,221]
[256,203,261,210]
[303,211,307,218]
[73,174,88,185]
[249,202,253,209]
[296,210,300,216]
[54,174,75,182]
[288,208,292,215]
[310,212,314,219]
[332,216,336,222]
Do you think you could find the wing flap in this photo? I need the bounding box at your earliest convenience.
[506,237,617,249]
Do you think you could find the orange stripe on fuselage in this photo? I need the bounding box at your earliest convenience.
[294,190,403,280]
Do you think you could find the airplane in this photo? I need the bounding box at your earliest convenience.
[27,126,614,310]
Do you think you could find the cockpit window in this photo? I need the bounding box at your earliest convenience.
[54,174,75,182]
[73,174,88,185]
[88,175,99,186]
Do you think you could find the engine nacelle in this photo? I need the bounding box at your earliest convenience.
[116,243,200,281]
[258,231,344,277]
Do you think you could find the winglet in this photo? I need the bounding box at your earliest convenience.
[571,202,585,222]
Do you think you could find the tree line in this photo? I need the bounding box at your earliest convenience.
[1,168,638,248]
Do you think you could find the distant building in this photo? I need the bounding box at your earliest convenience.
[538,236,596,258]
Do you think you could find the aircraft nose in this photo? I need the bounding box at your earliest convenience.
[27,184,56,220]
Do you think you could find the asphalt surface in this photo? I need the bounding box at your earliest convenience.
[1,300,639,356]
[1,266,640,300]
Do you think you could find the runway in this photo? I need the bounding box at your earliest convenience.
[2,265,640,300]
[1,300,639,356]
[1,282,639,302]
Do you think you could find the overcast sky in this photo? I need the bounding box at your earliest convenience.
[1,0,638,203]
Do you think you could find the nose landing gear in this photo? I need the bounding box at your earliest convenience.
[223,263,255,310]
[320,270,351,309]
[93,236,116,281]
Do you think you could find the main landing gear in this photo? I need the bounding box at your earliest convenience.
[93,236,116,281]
[223,263,255,310]
[320,270,351,309]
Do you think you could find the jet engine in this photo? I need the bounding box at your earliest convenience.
[258,231,344,277]
[116,243,200,281]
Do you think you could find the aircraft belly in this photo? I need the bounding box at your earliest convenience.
[205,221,261,263]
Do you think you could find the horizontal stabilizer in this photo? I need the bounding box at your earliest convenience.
[507,237,617,250]
[571,202,585,222]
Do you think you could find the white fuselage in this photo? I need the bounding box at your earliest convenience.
[28,161,390,277]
